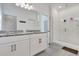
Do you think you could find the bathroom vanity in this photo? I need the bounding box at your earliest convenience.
[0,32,48,56]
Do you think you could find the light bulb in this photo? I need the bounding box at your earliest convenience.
[24,6,28,9]
[28,5,33,10]
[16,3,20,7]
[24,4,29,9]
[28,7,31,10]
[30,5,33,9]
[21,3,25,8]
[15,3,34,10]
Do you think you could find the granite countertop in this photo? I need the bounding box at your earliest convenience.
[0,31,49,37]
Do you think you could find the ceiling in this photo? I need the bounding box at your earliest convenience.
[32,3,79,10]
[50,3,79,11]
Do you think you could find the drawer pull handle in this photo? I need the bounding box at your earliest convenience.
[39,39,42,44]
[11,45,13,52]
[14,44,16,51]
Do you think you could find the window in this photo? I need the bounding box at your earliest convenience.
[40,14,48,32]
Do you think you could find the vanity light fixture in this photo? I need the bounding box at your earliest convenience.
[24,3,29,9]
[15,3,33,10]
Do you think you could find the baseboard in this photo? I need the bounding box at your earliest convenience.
[53,40,79,51]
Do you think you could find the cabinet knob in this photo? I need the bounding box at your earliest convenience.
[11,45,13,52]
[14,44,16,51]
[39,39,42,44]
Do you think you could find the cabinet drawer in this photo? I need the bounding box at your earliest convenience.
[14,35,29,41]
[0,35,29,44]
[0,37,12,44]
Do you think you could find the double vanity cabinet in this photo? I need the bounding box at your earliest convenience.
[0,32,48,56]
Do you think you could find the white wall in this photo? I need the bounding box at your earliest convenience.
[49,4,61,43]
[52,9,60,43]
[32,3,49,16]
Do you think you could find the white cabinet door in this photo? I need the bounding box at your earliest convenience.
[0,40,29,56]
[0,43,14,56]
[39,33,48,51]
[13,40,29,56]
[30,33,48,56]
[30,34,40,56]
[13,35,29,56]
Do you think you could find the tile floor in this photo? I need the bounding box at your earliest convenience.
[36,42,77,56]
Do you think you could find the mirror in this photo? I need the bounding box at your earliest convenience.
[2,15,17,31]
[0,3,49,33]
[38,13,49,32]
